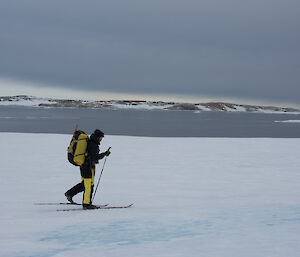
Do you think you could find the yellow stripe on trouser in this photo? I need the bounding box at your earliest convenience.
[82,168,95,205]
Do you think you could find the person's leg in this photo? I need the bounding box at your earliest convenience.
[65,181,84,202]
[80,162,94,207]
[83,178,93,207]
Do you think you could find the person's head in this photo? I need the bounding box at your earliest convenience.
[94,129,104,143]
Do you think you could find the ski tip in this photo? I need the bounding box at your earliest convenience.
[92,203,134,209]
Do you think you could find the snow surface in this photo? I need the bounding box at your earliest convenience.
[110,102,173,110]
[1,133,300,257]
[0,98,55,106]
[275,120,300,123]
[223,105,247,112]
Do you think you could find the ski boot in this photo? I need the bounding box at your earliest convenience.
[65,192,74,203]
[83,204,98,209]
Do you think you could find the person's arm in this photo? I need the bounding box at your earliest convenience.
[89,144,110,162]
[98,148,111,160]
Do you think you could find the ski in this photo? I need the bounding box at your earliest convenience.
[57,203,133,212]
[99,203,133,209]
[35,202,81,206]
[35,202,109,207]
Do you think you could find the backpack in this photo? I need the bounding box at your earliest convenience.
[67,130,89,166]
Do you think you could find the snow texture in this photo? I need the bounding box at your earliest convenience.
[1,133,300,257]
[275,120,300,123]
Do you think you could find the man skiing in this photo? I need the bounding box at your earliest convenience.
[65,129,111,209]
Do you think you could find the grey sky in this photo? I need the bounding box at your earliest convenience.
[0,0,299,105]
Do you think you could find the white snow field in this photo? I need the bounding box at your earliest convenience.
[1,133,300,257]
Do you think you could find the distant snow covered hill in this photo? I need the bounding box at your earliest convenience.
[1,95,299,114]
[0,133,300,257]
[275,120,300,123]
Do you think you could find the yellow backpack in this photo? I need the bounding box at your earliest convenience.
[67,129,89,166]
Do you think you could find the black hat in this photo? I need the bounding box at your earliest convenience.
[94,129,104,138]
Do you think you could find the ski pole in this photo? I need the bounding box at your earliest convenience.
[92,147,111,202]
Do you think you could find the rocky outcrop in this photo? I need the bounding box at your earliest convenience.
[0,95,299,114]
[165,103,199,111]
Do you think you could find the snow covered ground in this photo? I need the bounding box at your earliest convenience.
[1,133,300,257]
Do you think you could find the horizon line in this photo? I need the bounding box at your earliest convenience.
[0,78,299,109]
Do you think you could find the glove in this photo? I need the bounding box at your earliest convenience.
[104,148,111,156]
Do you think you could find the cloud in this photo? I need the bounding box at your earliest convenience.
[0,0,299,105]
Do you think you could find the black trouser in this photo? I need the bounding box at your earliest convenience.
[65,162,95,205]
